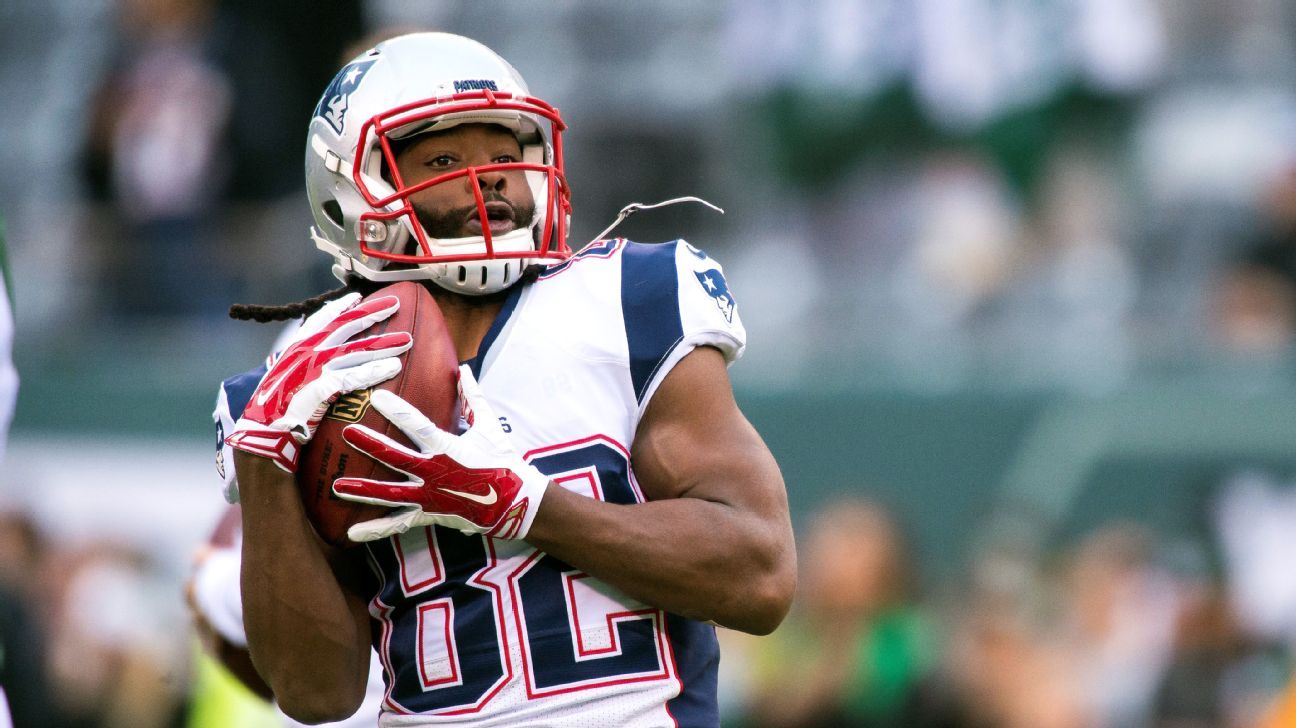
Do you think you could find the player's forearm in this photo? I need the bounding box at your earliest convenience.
[526,484,795,634]
[234,452,370,723]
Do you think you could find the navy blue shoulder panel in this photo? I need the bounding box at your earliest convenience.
[222,364,267,420]
[620,241,684,404]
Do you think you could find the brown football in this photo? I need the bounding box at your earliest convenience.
[296,281,460,548]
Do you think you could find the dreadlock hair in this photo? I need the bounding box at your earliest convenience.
[227,264,546,323]
[228,277,382,323]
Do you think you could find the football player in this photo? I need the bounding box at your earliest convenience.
[216,32,795,727]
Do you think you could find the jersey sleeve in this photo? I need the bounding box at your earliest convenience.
[212,364,268,504]
[674,240,746,362]
[212,320,303,502]
[190,546,246,645]
[619,239,747,414]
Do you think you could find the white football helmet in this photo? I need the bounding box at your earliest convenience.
[305,32,571,295]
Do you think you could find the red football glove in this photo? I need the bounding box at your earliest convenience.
[225,293,412,473]
[333,365,551,542]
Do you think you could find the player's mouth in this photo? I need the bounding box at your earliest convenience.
[465,200,516,236]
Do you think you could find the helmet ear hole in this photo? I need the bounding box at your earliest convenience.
[321,199,345,228]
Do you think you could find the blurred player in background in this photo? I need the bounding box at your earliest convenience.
[216,32,795,727]
[0,220,16,465]
[0,217,27,727]
[185,504,385,727]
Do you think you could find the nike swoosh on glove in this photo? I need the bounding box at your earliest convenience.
[225,293,412,473]
[333,365,551,542]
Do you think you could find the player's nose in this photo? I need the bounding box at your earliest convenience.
[476,167,507,193]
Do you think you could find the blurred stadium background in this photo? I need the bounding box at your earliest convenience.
[6,0,1296,726]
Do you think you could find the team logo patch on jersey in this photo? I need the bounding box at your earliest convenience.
[325,389,372,422]
[214,420,226,480]
[695,269,737,323]
[315,58,378,135]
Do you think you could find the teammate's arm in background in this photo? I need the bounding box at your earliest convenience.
[526,344,796,635]
[185,534,275,701]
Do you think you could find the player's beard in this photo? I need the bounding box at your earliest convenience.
[412,193,536,241]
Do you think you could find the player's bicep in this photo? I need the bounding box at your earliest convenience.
[631,345,784,515]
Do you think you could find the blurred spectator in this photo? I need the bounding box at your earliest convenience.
[81,0,365,319]
[1168,469,1296,728]
[0,509,42,599]
[81,0,234,318]
[743,498,934,728]
[211,0,365,202]
[905,524,1184,728]
[1208,260,1296,356]
[0,510,54,728]
[1213,471,1296,649]
[1058,525,1183,728]
[1150,583,1283,728]
[901,540,1088,728]
[718,0,1163,388]
[0,586,45,728]
[903,597,1088,728]
[44,540,191,728]
[1207,165,1296,357]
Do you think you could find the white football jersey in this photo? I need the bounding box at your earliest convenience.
[216,239,746,727]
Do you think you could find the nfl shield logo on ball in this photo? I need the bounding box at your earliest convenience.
[326,390,372,423]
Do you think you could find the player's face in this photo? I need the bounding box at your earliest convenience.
[393,123,536,240]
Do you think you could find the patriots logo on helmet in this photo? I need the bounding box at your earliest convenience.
[315,58,378,135]
[695,268,736,323]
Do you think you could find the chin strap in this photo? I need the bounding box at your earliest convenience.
[587,196,725,247]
